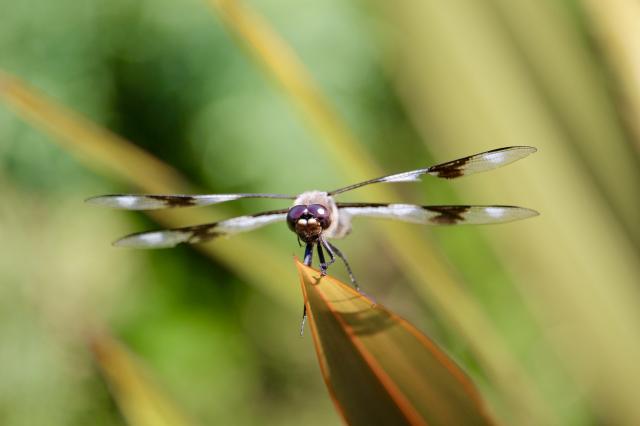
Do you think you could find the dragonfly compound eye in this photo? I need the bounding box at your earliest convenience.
[287,205,308,232]
[307,204,332,229]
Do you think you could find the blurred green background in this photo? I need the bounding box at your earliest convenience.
[1,0,640,425]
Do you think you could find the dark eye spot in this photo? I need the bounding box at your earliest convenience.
[287,205,308,231]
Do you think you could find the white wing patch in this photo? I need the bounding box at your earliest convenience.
[340,204,428,223]
[461,146,537,172]
[116,196,139,208]
[217,213,288,233]
[115,230,191,248]
[379,170,429,183]
[484,206,507,218]
[486,151,508,164]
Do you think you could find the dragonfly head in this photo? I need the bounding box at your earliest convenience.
[287,203,332,243]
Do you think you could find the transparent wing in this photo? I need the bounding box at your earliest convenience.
[328,146,536,195]
[113,209,288,248]
[337,203,539,225]
[86,193,296,210]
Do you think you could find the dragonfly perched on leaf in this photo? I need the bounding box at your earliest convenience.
[88,146,538,288]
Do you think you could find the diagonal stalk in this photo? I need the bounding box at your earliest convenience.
[0,70,297,307]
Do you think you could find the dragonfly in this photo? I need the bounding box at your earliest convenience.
[88,146,538,287]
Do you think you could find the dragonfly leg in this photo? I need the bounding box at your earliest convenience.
[300,243,315,336]
[299,304,307,337]
[320,237,336,268]
[317,241,329,275]
[325,241,359,291]
[303,243,314,266]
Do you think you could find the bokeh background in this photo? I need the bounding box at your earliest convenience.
[1,0,640,425]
